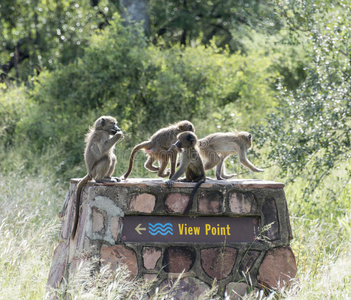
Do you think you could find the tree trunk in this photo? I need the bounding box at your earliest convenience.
[120,0,150,35]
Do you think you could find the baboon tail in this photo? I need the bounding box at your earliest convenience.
[122,141,150,179]
[184,178,206,214]
[72,174,91,238]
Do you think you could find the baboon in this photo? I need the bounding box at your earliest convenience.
[72,116,124,238]
[198,132,264,180]
[122,120,194,179]
[166,131,206,214]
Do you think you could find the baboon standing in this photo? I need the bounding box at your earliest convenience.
[122,121,194,179]
[198,131,264,180]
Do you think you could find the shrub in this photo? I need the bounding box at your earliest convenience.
[4,14,277,177]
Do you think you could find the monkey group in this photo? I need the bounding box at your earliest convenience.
[72,116,263,238]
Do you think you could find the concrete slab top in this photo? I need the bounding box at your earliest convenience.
[70,178,285,189]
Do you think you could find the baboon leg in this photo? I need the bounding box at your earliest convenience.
[107,155,120,182]
[107,154,116,177]
[169,149,178,178]
[157,159,170,178]
[215,158,225,180]
[220,160,237,179]
[94,157,117,182]
[145,156,159,172]
[204,152,221,170]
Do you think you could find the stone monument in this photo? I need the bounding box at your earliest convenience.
[47,178,297,298]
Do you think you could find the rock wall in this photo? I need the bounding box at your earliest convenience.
[48,178,297,298]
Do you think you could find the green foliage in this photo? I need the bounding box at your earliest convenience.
[0,0,118,82]
[0,14,275,179]
[0,86,31,148]
[148,0,281,51]
[0,0,284,84]
[254,0,351,201]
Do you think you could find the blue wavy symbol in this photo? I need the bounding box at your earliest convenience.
[148,223,173,236]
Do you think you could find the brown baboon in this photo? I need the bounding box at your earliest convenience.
[166,131,206,214]
[122,120,194,179]
[198,131,264,180]
[72,116,124,238]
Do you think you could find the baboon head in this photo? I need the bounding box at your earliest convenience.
[95,116,121,135]
[177,120,195,133]
[176,131,198,149]
[238,131,252,150]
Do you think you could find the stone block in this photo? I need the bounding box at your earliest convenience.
[258,246,297,289]
[198,191,222,213]
[165,193,190,213]
[286,208,293,240]
[163,246,195,273]
[236,180,285,190]
[92,207,105,234]
[110,216,122,242]
[239,250,260,274]
[229,192,256,214]
[160,277,210,299]
[143,247,162,270]
[101,245,138,276]
[144,273,158,282]
[130,193,156,213]
[201,247,237,280]
[70,256,92,275]
[61,193,75,240]
[47,241,68,289]
[262,198,280,241]
[225,282,250,300]
[74,196,90,251]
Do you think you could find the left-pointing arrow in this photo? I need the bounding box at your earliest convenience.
[135,223,147,235]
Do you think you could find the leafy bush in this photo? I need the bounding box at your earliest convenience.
[254,1,351,205]
[1,14,276,177]
[0,86,30,148]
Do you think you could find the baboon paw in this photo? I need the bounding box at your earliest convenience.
[165,179,175,187]
[223,174,237,179]
[215,174,224,180]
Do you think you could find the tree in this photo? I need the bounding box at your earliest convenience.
[0,0,117,83]
[148,0,281,50]
[120,0,151,34]
[255,0,351,199]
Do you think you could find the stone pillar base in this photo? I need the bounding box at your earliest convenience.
[48,178,297,298]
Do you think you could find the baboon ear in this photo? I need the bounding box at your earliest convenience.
[101,118,105,127]
[187,134,195,147]
[248,133,252,140]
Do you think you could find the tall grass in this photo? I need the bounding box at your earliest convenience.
[0,173,62,300]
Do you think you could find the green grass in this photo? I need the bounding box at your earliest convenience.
[0,162,350,299]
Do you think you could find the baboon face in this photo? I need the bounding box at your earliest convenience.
[176,131,197,148]
[96,116,121,135]
[178,121,195,133]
